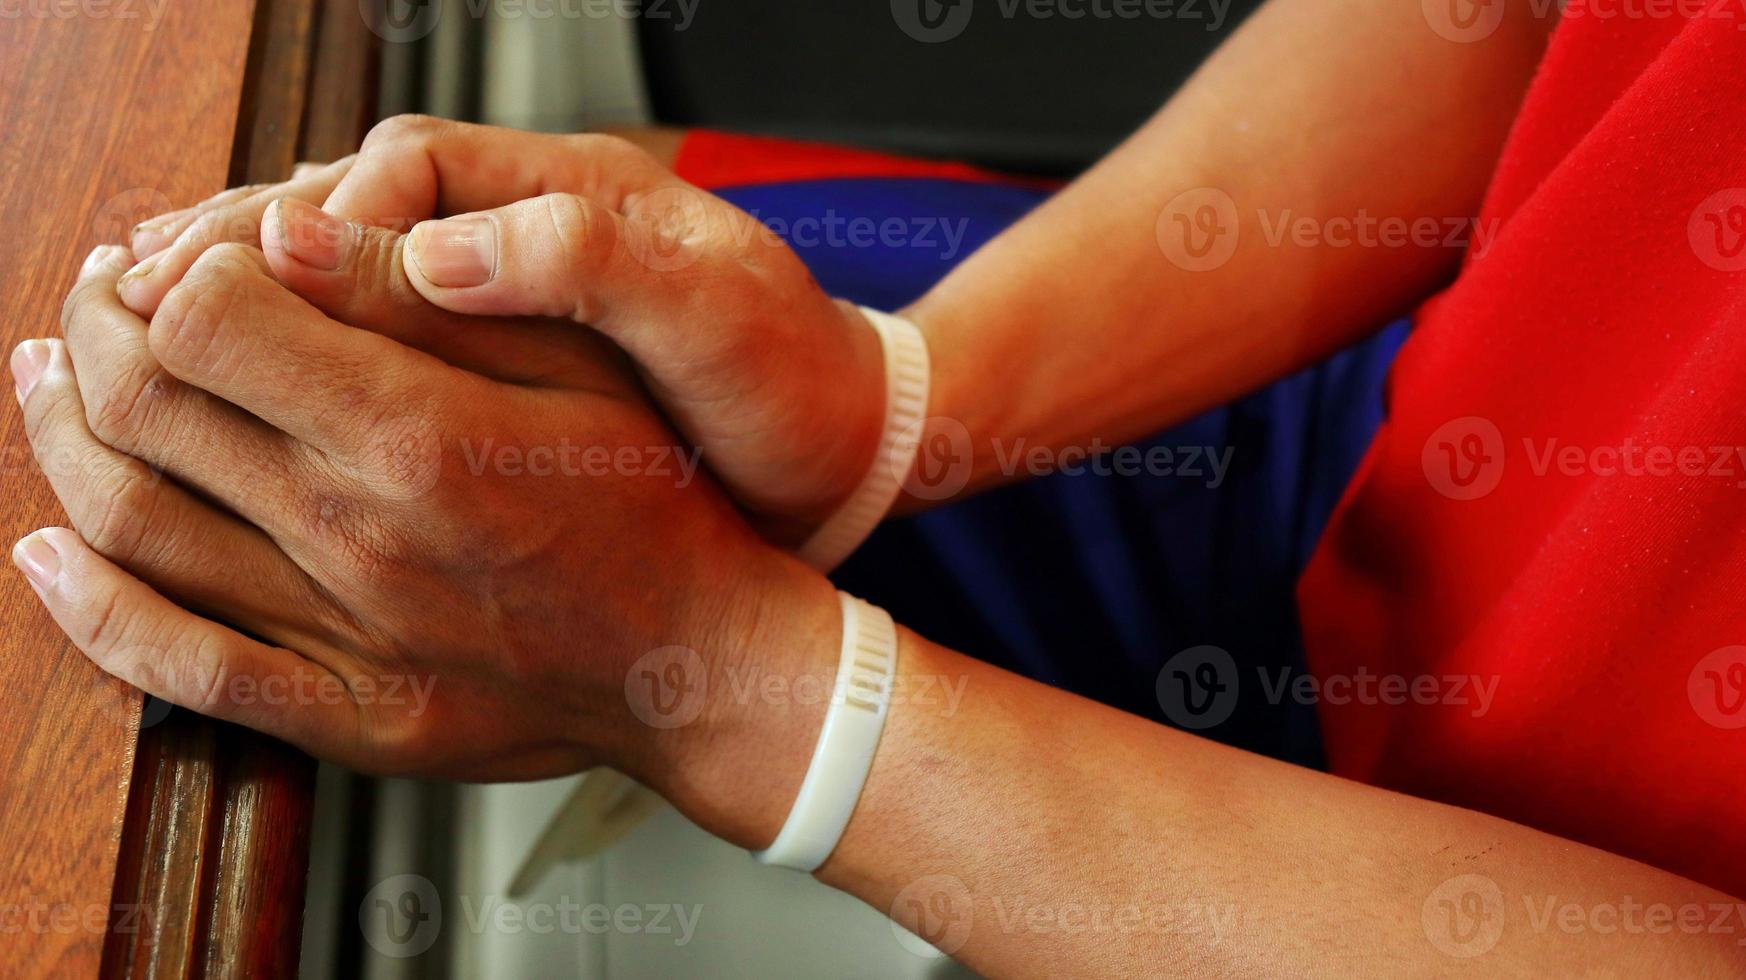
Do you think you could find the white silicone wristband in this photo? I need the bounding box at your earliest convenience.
[795,307,930,571]
[753,592,898,872]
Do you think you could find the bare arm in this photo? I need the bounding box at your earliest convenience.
[903,0,1557,503]
[25,7,1736,971]
[209,0,1555,539]
[620,10,1742,973]
[652,583,1746,978]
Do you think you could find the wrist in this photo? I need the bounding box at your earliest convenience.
[827,299,892,506]
[619,541,844,850]
[753,299,886,548]
[892,294,973,512]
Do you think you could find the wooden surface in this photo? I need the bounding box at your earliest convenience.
[298,0,385,166]
[0,3,256,975]
[103,720,317,978]
[100,2,380,977]
[1,1,379,976]
[103,3,319,974]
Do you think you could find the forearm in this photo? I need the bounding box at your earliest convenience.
[644,575,1746,977]
[901,0,1555,505]
[826,636,1744,976]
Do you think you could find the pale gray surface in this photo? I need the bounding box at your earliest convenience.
[453,777,976,979]
[317,10,976,978]
[480,4,651,133]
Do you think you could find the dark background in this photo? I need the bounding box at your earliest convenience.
[639,0,1265,174]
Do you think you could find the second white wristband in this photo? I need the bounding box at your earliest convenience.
[752,591,898,872]
[795,307,930,572]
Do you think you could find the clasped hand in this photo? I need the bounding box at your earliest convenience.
[9,118,878,788]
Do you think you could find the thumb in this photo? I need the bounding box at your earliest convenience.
[260,197,636,393]
[261,196,429,335]
[400,190,739,356]
[400,191,893,526]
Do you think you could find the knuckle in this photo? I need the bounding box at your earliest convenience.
[306,360,437,461]
[349,228,406,300]
[541,195,606,307]
[365,114,445,149]
[137,204,187,228]
[59,273,116,335]
[621,186,716,268]
[29,430,101,500]
[366,407,445,501]
[84,363,171,449]
[20,371,72,446]
[80,458,163,561]
[150,251,257,372]
[295,487,406,583]
[189,240,263,277]
[182,205,256,251]
[542,192,595,249]
[82,579,138,654]
[185,632,232,717]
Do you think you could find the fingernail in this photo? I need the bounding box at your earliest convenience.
[83,246,109,274]
[131,222,171,258]
[12,533,61,591]
[409,218,495,287]
[269,198,350,271]
[118,256,156,286]
[11,339,50,403]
